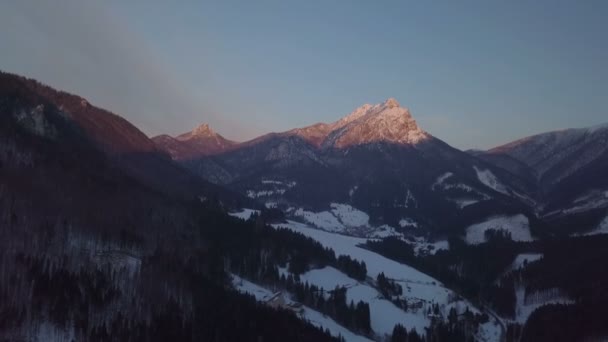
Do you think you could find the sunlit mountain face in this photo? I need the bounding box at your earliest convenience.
[1,2,608,341]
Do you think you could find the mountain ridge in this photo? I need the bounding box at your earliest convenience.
[155,98,430,158]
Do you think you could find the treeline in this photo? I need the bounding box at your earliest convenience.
[290,281,372,335]
[367,232,608,341]
[365,236,522,318]
[0,242,340,342]
[518,235,608,341]
[389,305,486,342]
[199,209,372,335]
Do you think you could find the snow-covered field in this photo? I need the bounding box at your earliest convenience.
[473,166,509,195]
[271,220,502,339]
[294,208,345,231]
[294,203,370,232]
[398,218,418,228]
[229,208,260,220]
[508,253,543,272]
[231,274,372,342]
[465,214,534,244]
[299,266,430,335]
[331,203,370,227]
[294,203,406,239]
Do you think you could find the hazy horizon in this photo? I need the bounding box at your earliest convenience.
[1,0,607,149]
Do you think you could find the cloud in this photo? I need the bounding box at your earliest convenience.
[0,0,221,137]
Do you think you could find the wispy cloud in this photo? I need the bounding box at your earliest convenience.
[0,0,225,137]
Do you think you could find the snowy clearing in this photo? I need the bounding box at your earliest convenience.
[331,203,370,227]
[367,225,401,239]
[294,208,345,232]
[231,274,372,341]
[453,198,479,208]
[431,172,454,190]
[271,221,498,338]
[465,214,534,244]
[228,209,260,220]
[399,218,418,228]
[300,267,431,334]
[473,166,509,195]
[508,253,543,272]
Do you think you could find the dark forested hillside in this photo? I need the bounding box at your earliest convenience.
[0,71,336,341]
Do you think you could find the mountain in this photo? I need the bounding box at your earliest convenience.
[0,71,249,206]
[159,98,534,236]
[0,71,341,341]
[152,123,236,159]
[476,124,608,233]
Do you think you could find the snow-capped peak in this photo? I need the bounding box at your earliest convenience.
[382,97,400,109]
[325,98,430,148]
[176,123,220,141]
[331,103,374,130]
[192,123,215,136]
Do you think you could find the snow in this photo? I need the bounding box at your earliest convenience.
[261,180,284,185]
[586,122,608,134]
[330,203,370,227]
[399,218,418,228]
[508,253,543,272]
[411,238,449,256]
[232,274,275,301]
[300,307,373,342]
[273,220,436,284]
[299,266,431,335]
[327,99,431,148]
[231,274,372,342]
[477,321,503,342]
[473,166,509,195]
[300,267,359,291]
[582,215,608,236]
[431,172,454,190]
[271,220,490,337]
[563,190,608,215]
[367,225,401,239]
[229,209,260,220]
[453,198,479,208]
[465,214,534,244]
[294,208,345,232]
[247,189,286,198]
[403,189,418,208]
[265,201,278,209]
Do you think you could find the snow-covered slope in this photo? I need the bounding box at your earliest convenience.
[508,253,543,272]
[231,274,373,342]
[322,98,429,149]
[229,208,260,220]
[482,123,608,217]
[465,214,534,244]
[271,220,503,339]
[489,124,608,180]
[473,166,509,195]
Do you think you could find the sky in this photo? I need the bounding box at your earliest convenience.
[1,0,607,149]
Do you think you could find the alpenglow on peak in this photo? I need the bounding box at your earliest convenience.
[322,98,429,148]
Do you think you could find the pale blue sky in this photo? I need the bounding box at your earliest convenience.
[1,1,607,149]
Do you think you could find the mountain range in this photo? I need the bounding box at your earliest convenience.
[154,97,608,237]
[3,70,608,341]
